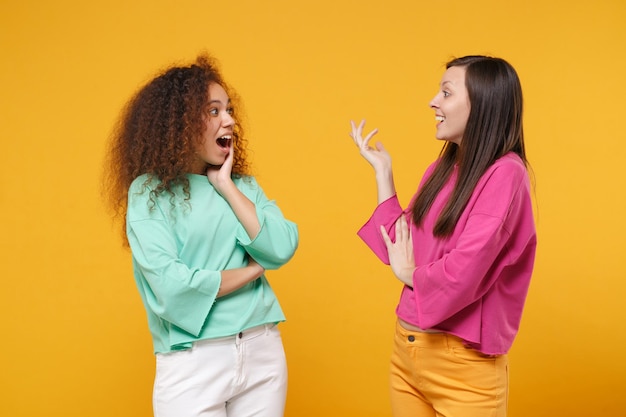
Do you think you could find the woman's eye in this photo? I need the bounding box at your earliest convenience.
[226,107,234,115]
[208,108,218,116]
[443,91,450,98]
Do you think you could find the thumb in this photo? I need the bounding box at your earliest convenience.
[380,225,392,247]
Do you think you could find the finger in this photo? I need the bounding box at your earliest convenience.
[350,119,360,133]
[350,120,363,145]
[224,145,234,165]
[402,215,411,240]
[357,119,366,134]
[380,225,392,247]
[350,120,360,145]
[400,215,409,241]
[219,143,235,174]
[395,217,405,242]
[356,120,366,145]
[362,128,379,149]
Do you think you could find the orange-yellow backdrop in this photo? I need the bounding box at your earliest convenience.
[2,0,625,416]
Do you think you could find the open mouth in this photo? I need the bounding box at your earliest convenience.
[216,136,232,149]
[435,116,445,123]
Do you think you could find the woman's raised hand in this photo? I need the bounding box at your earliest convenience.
[350,119,396,203]
[206,140,235,194]
[350,119,392,173]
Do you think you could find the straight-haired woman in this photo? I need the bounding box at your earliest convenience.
[350,55,536,417]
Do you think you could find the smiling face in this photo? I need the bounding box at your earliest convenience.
[429,65,471,145]
[190,82,235,174]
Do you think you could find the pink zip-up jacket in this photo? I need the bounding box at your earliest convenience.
[358,153,536,355]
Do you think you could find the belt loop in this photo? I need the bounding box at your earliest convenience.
[444,333,452,352]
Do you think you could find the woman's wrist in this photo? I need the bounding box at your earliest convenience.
[375,170,396,204]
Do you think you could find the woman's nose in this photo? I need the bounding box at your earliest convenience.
[222,112,235,127]
[429,96,438,109]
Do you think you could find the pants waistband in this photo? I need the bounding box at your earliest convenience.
[194,324,276,347]
[394,321,498,357]
[395,320,464,348]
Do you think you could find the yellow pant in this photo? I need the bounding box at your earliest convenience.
[390,321,509,417]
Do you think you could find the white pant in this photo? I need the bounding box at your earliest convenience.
[153,324,287,417]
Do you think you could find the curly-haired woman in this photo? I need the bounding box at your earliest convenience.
[104,53,299,417]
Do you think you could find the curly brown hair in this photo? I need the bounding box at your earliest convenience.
[103,52,251,245]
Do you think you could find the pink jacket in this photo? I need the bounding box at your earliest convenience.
[358,153,536,355]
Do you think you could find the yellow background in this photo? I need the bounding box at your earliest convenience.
[1,0,625,416]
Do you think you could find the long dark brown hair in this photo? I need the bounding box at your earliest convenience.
[411,55,527,237]
[102,52,251,245]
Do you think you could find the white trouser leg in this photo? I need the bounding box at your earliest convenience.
[153,325,287,417]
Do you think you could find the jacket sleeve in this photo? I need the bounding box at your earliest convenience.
[357,194,405,264]
[357,162,437,263]
[235,177,299,270]
[127,185,220,337]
